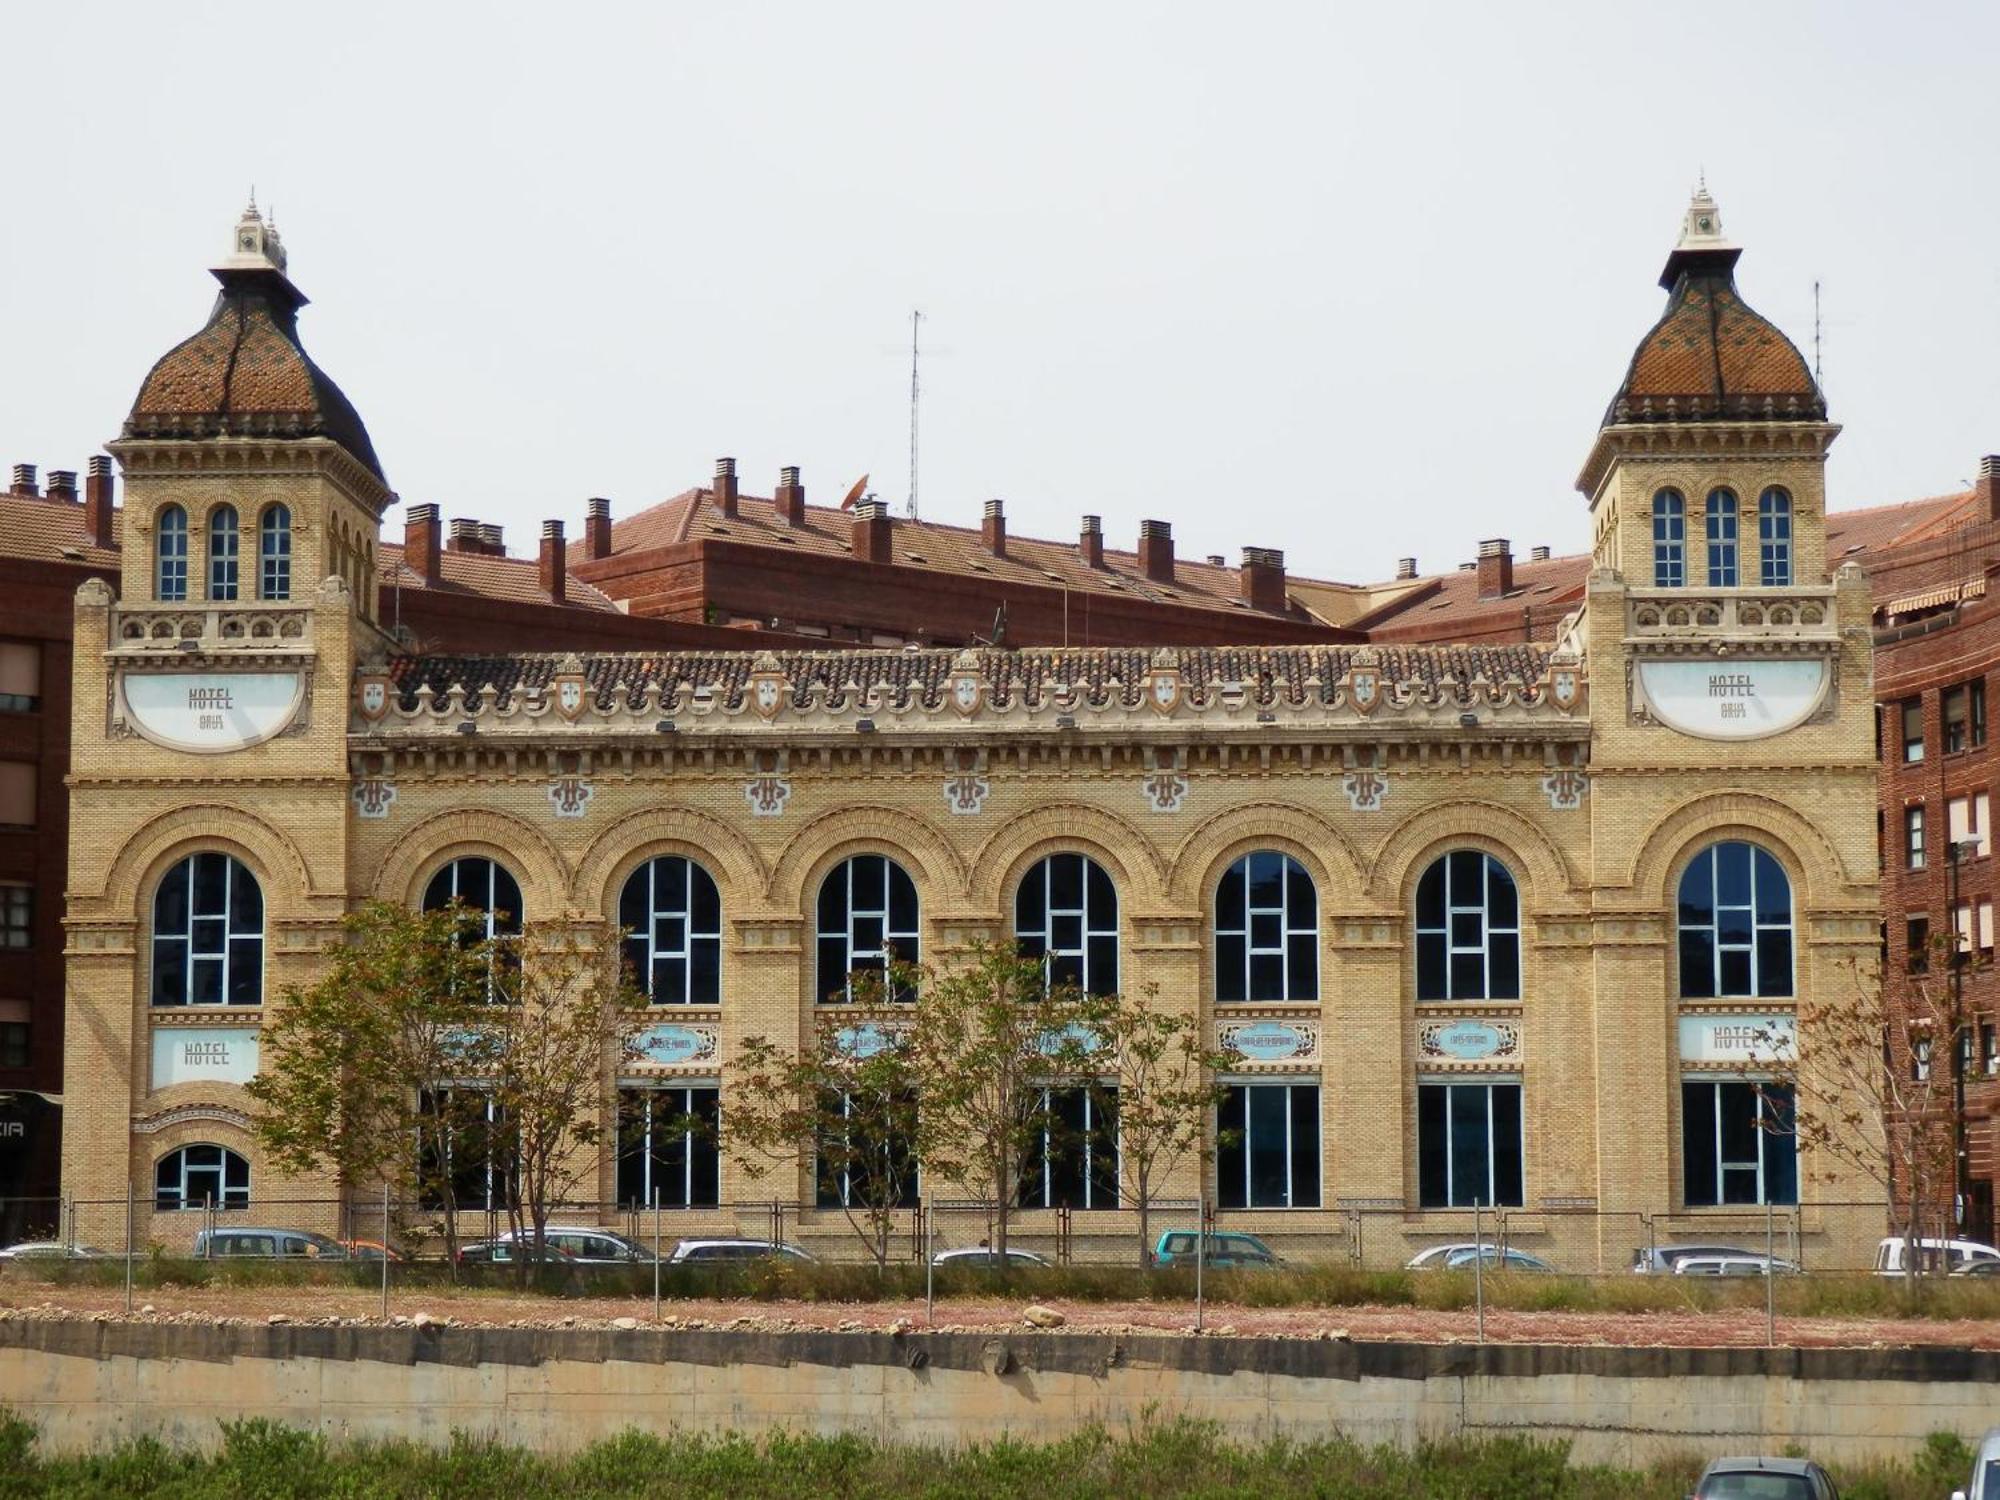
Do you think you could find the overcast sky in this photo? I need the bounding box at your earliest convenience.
[3,2,1996,585]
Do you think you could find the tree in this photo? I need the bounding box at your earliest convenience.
[1751,941,1959,1279]
[726,1021,923,1268]
[483,921,647,1272]
[246,900,497,1268]
[1071,983,1239,1266]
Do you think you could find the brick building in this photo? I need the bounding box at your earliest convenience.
[44,190,1889,1269]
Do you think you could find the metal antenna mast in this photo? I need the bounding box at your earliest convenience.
[907,310,923,520]
[1813,279,1822,385]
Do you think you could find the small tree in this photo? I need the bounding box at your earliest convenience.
[1071,983,1239,1266]
[727,1021,923,1268]
[1753,942,1960,1278]
[247,900,496,1268]
[484,920,647,1271]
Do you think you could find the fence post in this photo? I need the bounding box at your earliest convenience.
[925,1202,935,1327]
[124,1182,134,1315]
[652,1188,661,1323]
[380,1182,391,1321]
[1473,1200,1486,1344]
[1764,1195,1776,1348]
[1194,1195,1206,1333]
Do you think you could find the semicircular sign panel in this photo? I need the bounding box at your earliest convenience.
[1635,658,1829,741]
[122,672,305,754]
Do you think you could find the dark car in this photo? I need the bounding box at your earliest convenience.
[1689,1455,1839,1498]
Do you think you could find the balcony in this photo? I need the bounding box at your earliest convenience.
[1625,587,1840,650]
[109,602,313,656]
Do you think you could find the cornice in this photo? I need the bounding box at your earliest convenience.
[1576,418,1841,499]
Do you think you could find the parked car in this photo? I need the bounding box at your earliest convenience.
[930,1247,1054,1270]
[1950,1423,2000,1499]
[492,1227,658,1264]
[455,1238,578,1266]
[668,1239,816,1264]
[1873,1235,2000,1276]
[1689,1454,1839,1497]
[1954,1259,2000,1277]
[337,1239,403,1262]
[1404,1242,1554,1273]
[1672,1254,1800,1277]
[1151,1230,1279,1269]
[191,1228,347,1260]
[0,1240,107,1260]
[1632,1243,1773,1274]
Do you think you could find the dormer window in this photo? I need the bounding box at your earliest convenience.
[1651,489,1685,588]
[1706,490,1739,587]
[1759,488,1793,586]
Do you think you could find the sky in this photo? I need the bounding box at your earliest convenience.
[2,1,1996,586]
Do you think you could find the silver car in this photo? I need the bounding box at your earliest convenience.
[1953,1425,2000,1500]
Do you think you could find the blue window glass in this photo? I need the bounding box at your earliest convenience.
[1417,1082,1523,1208]
[816,855,919,1002]
[1652,489,1685,587]
[1682,1081,1796,1206]
[1216,852,1318,1002]
[1758,487,1793,586]
[207,505,239,600]
[1677,842,1792,998]
[259,505,292,600]
[156,505,188,601]
[1016,853,1118,995]
[151,852,263,1007]
[1706,489,1738,587]
[619,856,721,1005]
[1415,852,1519,1001]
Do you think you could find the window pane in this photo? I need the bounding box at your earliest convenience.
[888,865,918,932]
[1015,866,1044,933]
[691,866,720,930]
[1449,952,1484,999]
[1247,854,1283,910]
[151,940,186,1007]
[1249,952,1283,1001]
[1416,863,1445,929]
[191,957,223,1005]
[1715,843,1751,907]
[1287,933,1318,999]
[1489,1086,1523,1207]
[690,940,720,1004]
[1417,1086,1449,1208]
[1289,1086,1321,1208]
[1487,934,1520,999]
[1216,934,1246,1002]
[1719,948,1752,996]
[1416,934,1446,1000]
[1218,1086,1247,1209]
[1680,931,1715,999]
[1753,848,1789,923]
[1248,1086,1287,1206]
[155,860,189,935]
[1287,861,1316,924]
[1449,849,1483,897]
[1049,853,1082,911]
[227,938,261,1005]
[1448,1085,1490,1207]
[1488,867,1518,929]
[1757,931,1792,997]
[1682,1083,1718,1206]
[192,852,228,916]
[1217,864,1245,931]
[1679,850,1714,926]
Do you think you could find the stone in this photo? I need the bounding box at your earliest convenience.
[611,1316,639,1330]
[1022,1304,1065,1329]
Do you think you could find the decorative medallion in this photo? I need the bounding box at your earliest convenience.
[1141,747,1188,813]
[356,674,393,722]
[1342,767,1388,813]
[551,669,589,721]
[1550,666,1582,713]
[548,775,595,818]
[1145,649,1184,715]
[351,778,398,820]
[748,652,788,720]
[943,748,989,815]
[633,1023,720,1066]
[950,670,985,718]
[833,1021,909,1058]
[1541,767,1588,811]
[1419,1019,1521,1062]
[1218,1019,1320,1064]
[745,750,791,817]
[1350,668,1381,715]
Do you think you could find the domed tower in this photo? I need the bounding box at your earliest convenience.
[109,201,390,623]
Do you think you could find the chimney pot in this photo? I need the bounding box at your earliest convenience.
[714,456,739,518]
[851,497,892,562]
[405,503,443,586]
[539,519,567,605]
[46,469,77,501]
[1079,514,1103,569]
[10,464,36,497]
[448,517,480,553]
[1395,557,1417,580]
[584,496,612,560]
[1138,519,1175,584]
[1239,546,1288,611]
[84,457,115,547]
[478,522,504,556]
[981,498,1006,557]
[1980,455,2000,524]
[1529,545,1551,562]
[1476,538,1514,598]
[773,465,806,527]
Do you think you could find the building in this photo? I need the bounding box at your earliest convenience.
[50,189,1887,1268]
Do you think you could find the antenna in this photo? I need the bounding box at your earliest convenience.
[907,310,923,520]
[1813,279,1822,386]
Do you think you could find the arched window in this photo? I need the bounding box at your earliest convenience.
[619,855,722,1005]
[1415,851,1520,1001]
[1016,852,1119,995]
[1651,490,1685,587]
[156,505,188,601]
[1215,851,1318,1002]
[259,504,292,601]
[1758,487,1792,586]
[152,852,263,1007]
[1706,489,1739,587]
[207,505,239,601]
[1678,841,1792,998]
[155,1144,250,1211]
[815,854,919,1002]
[422,856,524,941]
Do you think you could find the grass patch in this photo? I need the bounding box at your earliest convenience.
[0,1409,1976,1499]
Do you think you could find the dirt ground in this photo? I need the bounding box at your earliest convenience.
[4,1279,1998,1349]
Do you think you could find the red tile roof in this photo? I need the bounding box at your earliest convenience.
[0,493,123,567]
[1606,273,1823,426]
[378,543,619,612]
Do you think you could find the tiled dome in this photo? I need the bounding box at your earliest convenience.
[123,203,384,482]
[1604,187,1824,427]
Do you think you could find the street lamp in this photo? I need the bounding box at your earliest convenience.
[1946,837,1979,1231]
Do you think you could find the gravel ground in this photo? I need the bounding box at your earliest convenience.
[4,1281,1998,1348]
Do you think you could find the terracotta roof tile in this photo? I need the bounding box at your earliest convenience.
[0,493,123,567]
[378,543,619,612]
[1607,274,1823,425]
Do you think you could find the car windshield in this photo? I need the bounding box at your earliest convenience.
[1695,1471,1815,1498]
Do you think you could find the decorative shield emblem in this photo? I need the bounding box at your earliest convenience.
[752,675,784,718]
[1350,670,1379,714]
[1148,670,1183,715]
[553,673,588,721]
[951,674,983,717]
[1551,669,1580,712]
[356,675,391,722]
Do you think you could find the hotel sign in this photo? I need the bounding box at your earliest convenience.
[1635,659,1828,741]
[151,1028,260,1088]
[1679,1014,1797,1066]
[122,672,305,753]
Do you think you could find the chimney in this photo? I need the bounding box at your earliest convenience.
[479,523,505,556]
[405,503,443,586]
[10,464,36,497]
[1206,554,1225,566]
[1529,544,1551,563]
[85,457,114,547]
[851,497,892,564]
[774,466,805,527]
[1138,519,1175,584]
[1981,455,2000,524]
[1476,537,1514,598]
[539,520,567,605]
[1239,547,1287,612]
[982,498,1007,558]
[714,456,738,519]
[45,469,77,501]
[1079,515,1104,569]
[1395,557,1418,580]
[584,497,612,560]
[448,518,481,553]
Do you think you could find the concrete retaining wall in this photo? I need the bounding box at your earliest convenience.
[0,1321,1990,1466]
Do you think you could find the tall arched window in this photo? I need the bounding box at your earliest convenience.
[1651,489,1685,588]
[1677,841,1793,998]
[422,856,524,940]
[619,855,722,1005]
[154,1144,250,1210]
[1706,489,1739,587]
[1215,851,1318,1002]
[156,505,188,601]
[259,504,292,601]
[1758,487,1793,586]
[815,854,919,1002]
[152,852,263,1007]
[207,505,239,601]
[1415,851,1520,1001]
[1016,852,1118,995]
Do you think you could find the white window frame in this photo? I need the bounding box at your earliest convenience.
[1214,851,1318,1003]
[620,855,722,1005]
[154,1143,250,1211]
[1417,1077,1524,1209]
[1705,488,1739,587]
[259,504,292,601]
[1652,489,1686,588]
[1415,851,1520,1001]
[151,852,264,1007]
[207,505,239,601]
[1016,852,1119,996]
[1758,487,1793,587]
[1217,1079,1321,1209]
[815,854,919,1003]
[156,505,188,601]
[617,1083,720,1209]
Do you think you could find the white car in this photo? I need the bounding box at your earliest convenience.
[1405,1242,1554,1272]
[494,1226,657,1264]
[1952,1424,2000,1500]
[1873,1235,2000,1276]
[668,1238,816,1264]
[0,1240,107,1260]
[930,1247,1054,1270]
[1672,1253,1800,1276]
